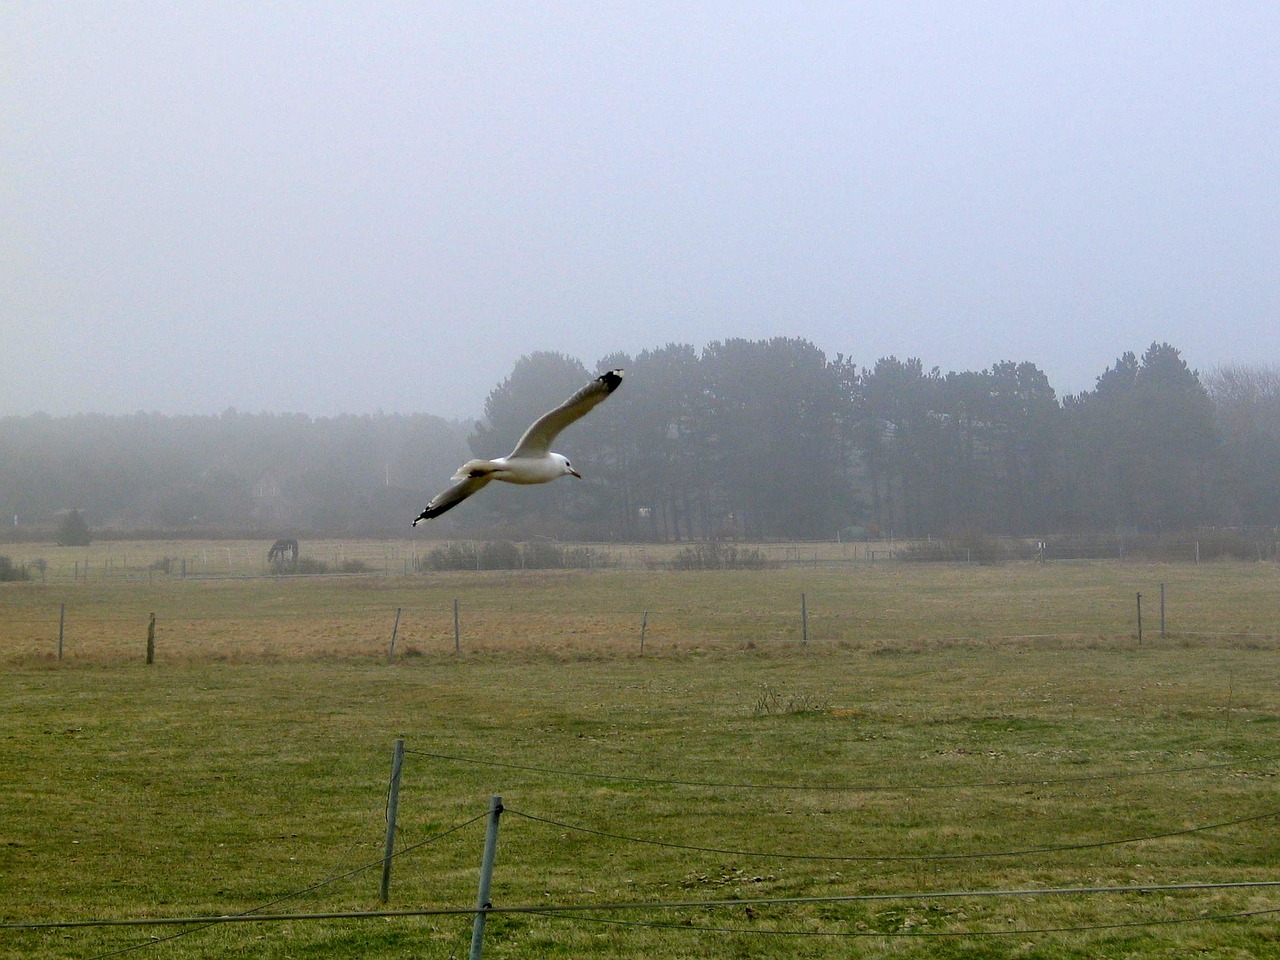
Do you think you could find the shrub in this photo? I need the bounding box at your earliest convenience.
[0,556,30,581]
[55,510,91,547]
[668,543,772,570]
[421,541,602,571]
[901,532,1012,565]
[270,556,329,575]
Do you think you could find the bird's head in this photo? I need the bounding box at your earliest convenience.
[553,453,582,479]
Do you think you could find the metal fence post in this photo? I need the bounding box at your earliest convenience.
[470,795,504,960]
[380,739,405,902]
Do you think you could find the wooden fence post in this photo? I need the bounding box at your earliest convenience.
[380,739,405,902]
[58,603,65,660]
[146,613,156,664]
[454,599,461,653]
[387,607,402,663]
[640,611,648,654]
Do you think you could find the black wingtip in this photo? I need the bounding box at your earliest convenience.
[413,500,455,524]
[598,369,624,393]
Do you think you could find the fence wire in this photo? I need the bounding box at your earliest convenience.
[503,804,1280,863]
[403,746,1280,793]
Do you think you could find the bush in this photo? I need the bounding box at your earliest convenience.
[667,543,772,570]
[0,556,30,581]
[421,541,602,571]
[55,510,91,547]
[901,532,1012,565]
[270,556,329,575]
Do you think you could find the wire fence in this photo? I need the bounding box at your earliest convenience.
[4,533,1277,584]
[5,596,1276,667]
[7,740,1278,959]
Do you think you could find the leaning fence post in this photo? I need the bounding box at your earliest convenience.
[469,795,504,960]
[380,738,405,903]
[387,607,402,663]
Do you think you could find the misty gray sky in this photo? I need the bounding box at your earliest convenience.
[4,2,1278,420]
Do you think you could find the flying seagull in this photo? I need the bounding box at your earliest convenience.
[412,369,624,525]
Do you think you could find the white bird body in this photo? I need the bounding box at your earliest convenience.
[454,453,579,485]
[413,369,622,524]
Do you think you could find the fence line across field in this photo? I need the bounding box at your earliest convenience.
[11,589,1271,664]
[6,535,1278,583]
[6,612,1266,665]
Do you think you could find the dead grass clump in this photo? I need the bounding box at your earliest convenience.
[751,684,829,717]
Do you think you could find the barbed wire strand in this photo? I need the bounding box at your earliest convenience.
[403,747,1278,792]
[504,804,1280,863]
[8,880,1280,932]
[72,811,487,960]
[525,901,1280,939]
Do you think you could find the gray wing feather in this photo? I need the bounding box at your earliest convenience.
[509,369,624,458]
[412,475,492,525]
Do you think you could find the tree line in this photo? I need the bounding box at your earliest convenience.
[2,338,1277,542]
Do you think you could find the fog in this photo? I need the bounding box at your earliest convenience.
[5,2,1278,420]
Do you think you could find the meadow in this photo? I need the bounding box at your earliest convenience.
[2,545,1279,958]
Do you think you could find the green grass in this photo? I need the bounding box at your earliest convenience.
[2,557,1279,958]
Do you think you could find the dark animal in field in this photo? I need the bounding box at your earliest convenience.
[267,538,299,563]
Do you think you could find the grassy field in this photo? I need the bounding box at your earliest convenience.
[2,550,1279,958]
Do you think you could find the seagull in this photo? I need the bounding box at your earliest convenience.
[412,369,624,525]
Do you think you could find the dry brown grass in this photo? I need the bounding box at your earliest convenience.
[3,547,1278,666]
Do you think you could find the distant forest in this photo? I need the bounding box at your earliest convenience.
[2,339,1278,543]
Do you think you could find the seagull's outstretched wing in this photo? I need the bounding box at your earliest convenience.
[509,369,624,458]
[412,474,493,525]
